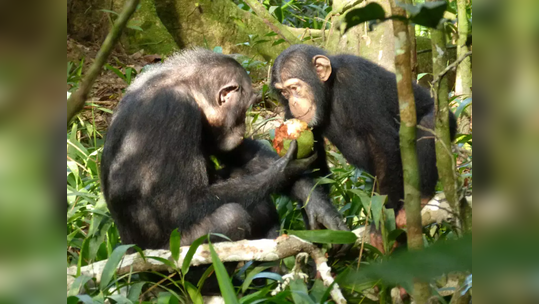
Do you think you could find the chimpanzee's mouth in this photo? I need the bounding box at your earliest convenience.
[294,106,313,120]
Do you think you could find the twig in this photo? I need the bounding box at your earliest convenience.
[432,51,472,86]
[67,0,140,125]
[416,45,457,55]
[416,124,453,160]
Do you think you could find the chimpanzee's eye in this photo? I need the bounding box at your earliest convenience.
[281,91,290,99]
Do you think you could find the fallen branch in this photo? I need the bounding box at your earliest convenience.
[66,0,140,125]
[67,235,347,304]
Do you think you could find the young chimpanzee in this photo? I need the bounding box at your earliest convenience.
[101,49,347,252]
[271,45,457,251]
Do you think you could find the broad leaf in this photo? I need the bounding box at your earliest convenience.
[107,294,134,304]
[289,279,315,304]
[241,266,272,293]
[344,3,387,33]
[208,239,239,304]
[185,281,204,304]
[99,244,134,290]
[398,1,448,28]
[454,97,472,118]
[68,275,92,297]
[169,229,181,262]
[127,281,146,303]
[182,234,207,275]
[370,195,387,230]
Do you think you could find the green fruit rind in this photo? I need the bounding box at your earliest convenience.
[279,130,314,158]
[296,130,314,158]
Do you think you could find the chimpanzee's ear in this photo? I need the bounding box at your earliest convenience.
[312,55,332,82]
[218,84,239,106]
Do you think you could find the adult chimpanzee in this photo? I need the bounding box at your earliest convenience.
[101,49,347,252]
[271,45,457,251]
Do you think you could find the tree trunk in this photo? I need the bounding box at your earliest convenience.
[153,0,290,61]
[430,3,459,232]
[405,0,417,80]
[455,0,472,134]
[388,0,430,302]
[326,0,396,72]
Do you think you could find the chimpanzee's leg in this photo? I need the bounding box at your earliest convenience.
[180,203,254,246]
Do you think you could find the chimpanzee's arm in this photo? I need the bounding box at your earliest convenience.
[221,139,348,231]
[196,141,313,209]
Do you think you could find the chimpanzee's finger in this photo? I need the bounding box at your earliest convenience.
[290,152,317,171]
[283,140,298,161]
[320,211,349,232]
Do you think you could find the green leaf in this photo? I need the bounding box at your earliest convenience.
[272,39,286,46]
[289,279,315,304]
[170,229,181,262]
[147,256,177,269]
[242,266,272,293]
[238,286,272,304]
[398,1,448,28]
[185,281,204,304]
[127,24,143,31]
[309,279,326,303]
[370,195,387,230]
[208,239,239,304]
[77,238,89,276]
[104,64,127,82]
[157,292,172,304]
[99,244,134,290]
[456,134,472,144]
[127,282,146,302]
[197,264,215,290]
[344,3,386,33]
[383,207,396,232]
[315,177,337,185]
[268,6,279,14]
[100,9,120,16]
[417,72,429,80]
[213,46,223,53]
[211,233,233,242]
[454,97,472,118]
[108,294,134,304]
[182,234,207,276]
[251,272,283,282]
[68,275,92,297]
[387,228,405,243]
[67,295,93,304]
[287,230,357,244]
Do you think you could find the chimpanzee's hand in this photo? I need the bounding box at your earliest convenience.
[281,140,318,178]
[302,194,351,256]
[303,198,349,232]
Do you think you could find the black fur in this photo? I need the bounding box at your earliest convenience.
[271,45,457,212]
[101,49,347,251]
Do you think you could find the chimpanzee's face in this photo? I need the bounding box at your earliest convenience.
[197,62,257,152]
[272,54,332,127]
[274,78,317,125]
